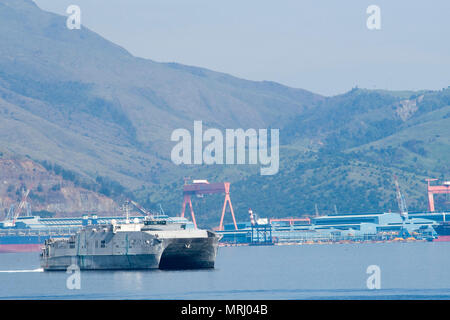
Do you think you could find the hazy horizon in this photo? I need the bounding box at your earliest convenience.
[33,0,449,96]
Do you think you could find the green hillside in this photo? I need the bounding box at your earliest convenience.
[0,0,448,228]
[0,0,322,188]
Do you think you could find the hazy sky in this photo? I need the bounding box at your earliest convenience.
[33,0,449,96]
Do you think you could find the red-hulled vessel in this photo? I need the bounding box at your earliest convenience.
[432,222,450,242]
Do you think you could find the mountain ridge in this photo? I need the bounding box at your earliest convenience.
[0,0,448,227]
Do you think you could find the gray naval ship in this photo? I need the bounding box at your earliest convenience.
[40,215,221,271]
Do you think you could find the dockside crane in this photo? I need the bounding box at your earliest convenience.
[5,186,32,227]
[127,199,151,216]
[393,175,408,220]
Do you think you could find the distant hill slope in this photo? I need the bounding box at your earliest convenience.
[0,0,448,227]
[154,88,449,227]
[220,88,450,225]
[0,0,322,189]
[0,158,119,219]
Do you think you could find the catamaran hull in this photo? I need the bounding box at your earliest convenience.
[159,235,220,270]
[41,253,162,271]
[41,237,220,270]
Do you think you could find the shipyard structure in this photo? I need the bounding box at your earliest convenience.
[183,179,450,245]
[1,179,449,252]
[218,210,448,245]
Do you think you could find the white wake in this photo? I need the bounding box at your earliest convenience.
[0,268,43,273]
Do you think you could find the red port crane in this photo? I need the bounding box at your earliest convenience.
[181,180,237,230]
[426,179,450,212]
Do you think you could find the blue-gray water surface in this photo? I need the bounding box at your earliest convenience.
[1,242,450,299]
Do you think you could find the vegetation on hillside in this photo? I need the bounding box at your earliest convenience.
[0,1,448,227]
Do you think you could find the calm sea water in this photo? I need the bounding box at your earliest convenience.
[1,242,450,299]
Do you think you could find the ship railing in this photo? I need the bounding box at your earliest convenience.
[0,227,81,237]
[0,227,78,236]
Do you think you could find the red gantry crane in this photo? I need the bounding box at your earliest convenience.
[181,180,237,230]
[426,179,450,212]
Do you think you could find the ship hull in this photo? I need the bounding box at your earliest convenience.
[40,225,221,271]
[0,235,49,253]
[41,254,162,271]
[0,230,78,253]
[0,243,43,253]
[433,235,450,242]
[159,234,220,270]
[432,223,450,241]
[41,236,220,270]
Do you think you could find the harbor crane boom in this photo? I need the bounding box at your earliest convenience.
[11,186,33,225]
[393,175,408,219]
[127,199,151,216]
